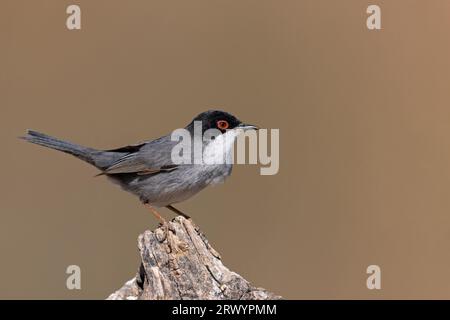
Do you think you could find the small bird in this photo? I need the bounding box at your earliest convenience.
[21,110,258,222]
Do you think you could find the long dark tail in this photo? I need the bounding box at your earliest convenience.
[21,130,110,168]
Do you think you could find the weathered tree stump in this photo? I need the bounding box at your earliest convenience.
[107,216,281,300]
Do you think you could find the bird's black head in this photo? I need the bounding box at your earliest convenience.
[186,110,257,134]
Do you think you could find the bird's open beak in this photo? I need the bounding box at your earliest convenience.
[238,123,259,131]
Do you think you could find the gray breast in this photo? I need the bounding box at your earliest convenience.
[107,163,232,207]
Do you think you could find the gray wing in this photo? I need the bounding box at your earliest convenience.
[99,135,180,175]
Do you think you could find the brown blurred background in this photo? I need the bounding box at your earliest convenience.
[2,0,450,299]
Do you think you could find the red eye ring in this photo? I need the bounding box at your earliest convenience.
[217,120,229,130]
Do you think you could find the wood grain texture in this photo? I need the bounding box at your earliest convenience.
[107,216,281,300]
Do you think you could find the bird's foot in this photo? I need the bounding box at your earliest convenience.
[145,204,190,254]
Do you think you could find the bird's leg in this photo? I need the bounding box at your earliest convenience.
[144,203,185,252]
[144,203,176,247]
[144,203,167,225]
[166,205,191,219]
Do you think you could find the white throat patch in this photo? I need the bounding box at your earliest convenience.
[202,129,240,165]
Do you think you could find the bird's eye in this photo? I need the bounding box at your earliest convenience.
[217,120,229,130]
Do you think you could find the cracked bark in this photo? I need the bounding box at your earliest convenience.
[107,216,282,300]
